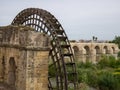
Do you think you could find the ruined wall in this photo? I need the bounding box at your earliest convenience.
[0,25,50,90]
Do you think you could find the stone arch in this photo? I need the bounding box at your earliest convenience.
[103,46,108,54]
[84,45,90,55]
[84,45,91,61]
[73,46,79,54]
[111,47,116,54]
[73,46,80,61]
[95,46,100,54]
[95,46,101,61]
[8,57,16,87]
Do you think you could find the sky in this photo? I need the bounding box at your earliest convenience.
[0,0,120,40]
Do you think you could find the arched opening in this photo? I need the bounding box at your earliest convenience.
[95,46,100,54]
[95,46,101,61]
[84,46,90,55]
[84,46,91,61]
[112,47,115,54]
[8,57,16,87]
[103,46,108,54]
[73,46,80,61]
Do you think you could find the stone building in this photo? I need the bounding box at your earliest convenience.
[0,25,50,90]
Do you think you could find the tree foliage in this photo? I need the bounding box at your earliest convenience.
[110,36,120,49]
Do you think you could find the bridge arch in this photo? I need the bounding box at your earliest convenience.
[73,46,80,55]
[72,45,83,61]
[94,46,101,61]
[103,46,108,54]
[111,46,116,54]
[84,45,90,55]
[84,45,91,61]
[95,46,101,54]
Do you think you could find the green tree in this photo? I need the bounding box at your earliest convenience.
[110,36,120,49]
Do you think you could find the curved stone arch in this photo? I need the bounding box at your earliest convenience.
[84,45,91,55]
[93,45,101,62]
[72,45,83,62]
[72,45,80,54]
[103,45,109,54]
[94,45,101,54]
[83,45,91,61]
[111,45,119,54]
[111,46,116,54]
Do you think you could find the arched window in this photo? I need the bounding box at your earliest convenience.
[8,57,16,86]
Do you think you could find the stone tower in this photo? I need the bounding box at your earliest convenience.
[0,25,50,90]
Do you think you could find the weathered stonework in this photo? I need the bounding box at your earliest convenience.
[0,25,50,90]
[71,42,119,63]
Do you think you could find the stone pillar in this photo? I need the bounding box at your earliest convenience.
[26,51,49,90]
[23,30,50,90]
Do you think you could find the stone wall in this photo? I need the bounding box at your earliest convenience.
[0,25,50,90]
[71,42,119,63]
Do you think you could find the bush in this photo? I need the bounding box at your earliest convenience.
[118,51,120,57]
[77,57,120,90]
[77,68,98,88]
[113,68,120,83]
[97,55,117,68]
[77,69,88,83]
[77,61,94,69]
[98,71,120,90]
[97,55,109,68]
[48,65,56,77]
[116,59,120,67]
[86,70,98,87]
[108,56,116,68]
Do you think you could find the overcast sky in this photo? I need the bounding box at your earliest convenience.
[0,0,120,40]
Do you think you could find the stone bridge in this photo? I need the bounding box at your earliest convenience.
[70,41,119,63]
